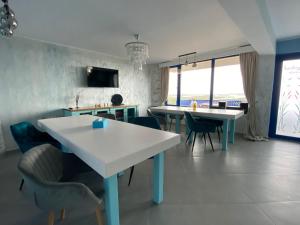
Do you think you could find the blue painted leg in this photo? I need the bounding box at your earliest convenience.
[222,119,229,151]
[229,119,235,144]
[117,171,125,177]
[153,152,164,204]
[175,115,180,134]
[104,175,120,225]
[61,145,71,153]
[164,114,168,131]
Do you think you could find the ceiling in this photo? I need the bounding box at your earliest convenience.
[266,0,300,40]
[9,0,300,63]
[10,0,247,63]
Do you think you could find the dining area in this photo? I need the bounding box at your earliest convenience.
[3,107,300,225]
[8,104,246,225]
[1,1,300,224]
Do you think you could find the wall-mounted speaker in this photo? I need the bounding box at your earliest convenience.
[111,94,123,106]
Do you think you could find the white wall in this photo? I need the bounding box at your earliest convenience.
[0,37,152,151]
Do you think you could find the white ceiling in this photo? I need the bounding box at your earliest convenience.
[10,0,248,63]
[266,0,300,40]
[10,0,300,63]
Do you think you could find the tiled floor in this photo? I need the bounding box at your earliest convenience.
[0,134,299,225]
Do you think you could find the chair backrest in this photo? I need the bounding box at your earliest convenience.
[18,144,101,211]
[10,122,39,153]
[184,112,195,130]
[130,116,161,130]
[18,144,63,185]
[240,102,249,114]
[97,113,116,120]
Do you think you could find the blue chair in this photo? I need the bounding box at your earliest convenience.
[128,116,161,186]
[184,112,217,152]
[196,118,223,142]
[11,121,94,191]
[10,121,61,153]
[10,121,61,191]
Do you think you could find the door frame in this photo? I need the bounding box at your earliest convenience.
[269,52,300,142]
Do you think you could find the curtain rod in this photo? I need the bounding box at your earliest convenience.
[159,45,255,68]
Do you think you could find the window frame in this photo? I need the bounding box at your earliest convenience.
[166,54,243,108]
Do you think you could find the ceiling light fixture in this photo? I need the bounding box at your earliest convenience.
[0,0,18,37]
[125,34,149,71]
[185,56,189,65]
[192,52,197,67]
[178,52,196,67]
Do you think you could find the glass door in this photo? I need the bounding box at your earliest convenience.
[270,54,300,140]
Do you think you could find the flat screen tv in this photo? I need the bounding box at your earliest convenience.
[87,66,119,88]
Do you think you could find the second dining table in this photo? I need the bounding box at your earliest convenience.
[150,106,244,151]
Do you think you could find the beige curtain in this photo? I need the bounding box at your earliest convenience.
[160,67,169,105]
[240,52,267,141]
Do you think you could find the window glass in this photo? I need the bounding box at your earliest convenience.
[213,56,247,107]
[180,60,212,107]
[276,59,300,138]
[167,67,178,105]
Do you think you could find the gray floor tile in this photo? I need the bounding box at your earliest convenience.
[260,202,300,225]
[0,135,299,224]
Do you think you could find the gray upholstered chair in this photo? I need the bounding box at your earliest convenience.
[18,144,104,225]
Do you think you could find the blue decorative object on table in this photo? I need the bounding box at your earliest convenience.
[93,118,108,129]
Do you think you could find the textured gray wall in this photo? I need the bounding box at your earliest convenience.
[255,54,275,136]
[0,37,151,151]
[148,64,161,106]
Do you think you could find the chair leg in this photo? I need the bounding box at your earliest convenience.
[48,211,55,225]
[202,133,206,146]
[192,132,197,152]
[169,119,173,131]
[19,179,24,191]
[217,127,220,143]
[60,209,65,221]
[128,166,135,186]
[95,206,105,225]
[185,130,192,144]
[207,133,215,152]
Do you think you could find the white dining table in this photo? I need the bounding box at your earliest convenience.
[150,106,244,151]
[38,115,180,225]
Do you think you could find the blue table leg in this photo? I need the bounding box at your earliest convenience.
[117,171,124,177]
[175,115,181,134]
[153,152,164,204]
[104,175,120,225]
[222,119,229,151]
[229,119,235,144]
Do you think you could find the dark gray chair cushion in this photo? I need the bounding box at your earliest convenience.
[18,144,103,211]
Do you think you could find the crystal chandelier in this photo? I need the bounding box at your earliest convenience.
[125,34,149,71]
[0,0,18,37]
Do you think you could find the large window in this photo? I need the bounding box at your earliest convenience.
[167,67,178,105]
[213,56,247,106]
[181,61,212,107]
[167,55,247,107]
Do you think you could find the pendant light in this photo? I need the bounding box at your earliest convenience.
[0,0,18,37]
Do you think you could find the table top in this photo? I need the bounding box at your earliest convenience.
[150,106,244,120]
[38,115,180,178]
